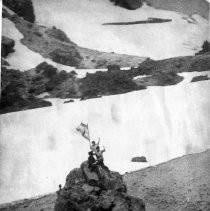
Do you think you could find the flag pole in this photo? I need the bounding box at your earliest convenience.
[87,123,90,142]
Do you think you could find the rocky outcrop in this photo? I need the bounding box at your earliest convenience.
[1,36,15,58]
[0,67,52,114]
[54,161,145,211]
[49,48,82,67]
[1,53,210,114]
[196,40,210,55]
[3,0,35,22]
[191,75,209,82]
[144,0,209,19]
[107,64,121,72]
[1,58,10,66]
[110,0,143,9]
[110,0,209,19]
[131,156,147,162]
[134,72,184,87]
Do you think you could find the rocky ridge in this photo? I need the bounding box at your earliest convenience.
[3,0,35,22]
[1,52,210,114]
[2,0,210,114]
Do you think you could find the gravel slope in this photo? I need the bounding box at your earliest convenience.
[124,150,210,211]
[1,150,209,211]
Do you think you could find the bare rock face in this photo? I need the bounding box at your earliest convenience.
[196,40,210,55]
[132,156,147,162]
[3,0,35,23]
[110,0,143,10]
[191,75,209,82]
[1,36,15,58]
[54,161,145,211]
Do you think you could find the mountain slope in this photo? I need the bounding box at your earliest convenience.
[0,70,210,204]
[110,0,209,19]
[32,0,209,60]
[1,150,209,211]
[124,150,210,211]
[2,6,145,70]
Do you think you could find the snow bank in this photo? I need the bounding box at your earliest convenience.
[0,71,210,203]
[33,0,208,59]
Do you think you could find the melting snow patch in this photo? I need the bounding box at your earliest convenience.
[133,75,152,80]
[33,0,208,59]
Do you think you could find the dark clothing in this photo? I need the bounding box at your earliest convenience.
[88,154,99,175]
[95,158,110,173]
[88,155,96,168]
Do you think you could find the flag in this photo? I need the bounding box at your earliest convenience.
[76,122,90,140]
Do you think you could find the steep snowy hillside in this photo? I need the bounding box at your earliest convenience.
[0,71,210,203]
[33,0,208,59]
[1,0,210,207]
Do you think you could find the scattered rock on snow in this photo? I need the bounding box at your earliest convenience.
[110,0,143,10]
[64,99,74,104]
[1,36,15,58]
[191,75,209,82]
[131,156,147,162]
[3,0,35,23]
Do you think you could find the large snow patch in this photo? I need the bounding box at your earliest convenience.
[33,0,209,59]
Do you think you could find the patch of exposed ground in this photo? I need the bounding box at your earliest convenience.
[0,194,56,211]
[124,150,210,211]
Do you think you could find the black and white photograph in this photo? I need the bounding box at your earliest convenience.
[0,0,210,210]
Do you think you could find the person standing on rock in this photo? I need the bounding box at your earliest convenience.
[87,151,101,177]
[95,146,110,173]
[88,151,96,170]
[90,138,100,153]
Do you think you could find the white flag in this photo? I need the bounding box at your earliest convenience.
[76,122,90,140]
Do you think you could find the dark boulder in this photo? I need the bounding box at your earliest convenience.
[54,161,145,211]
[131,156,147,162]
[1,58,10,66]
[110,0,143,10]
[196,40,210,55]
[3,0,35,23]
[64,99,74,104]
[1,36,15,58]
[191,75,209,83]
